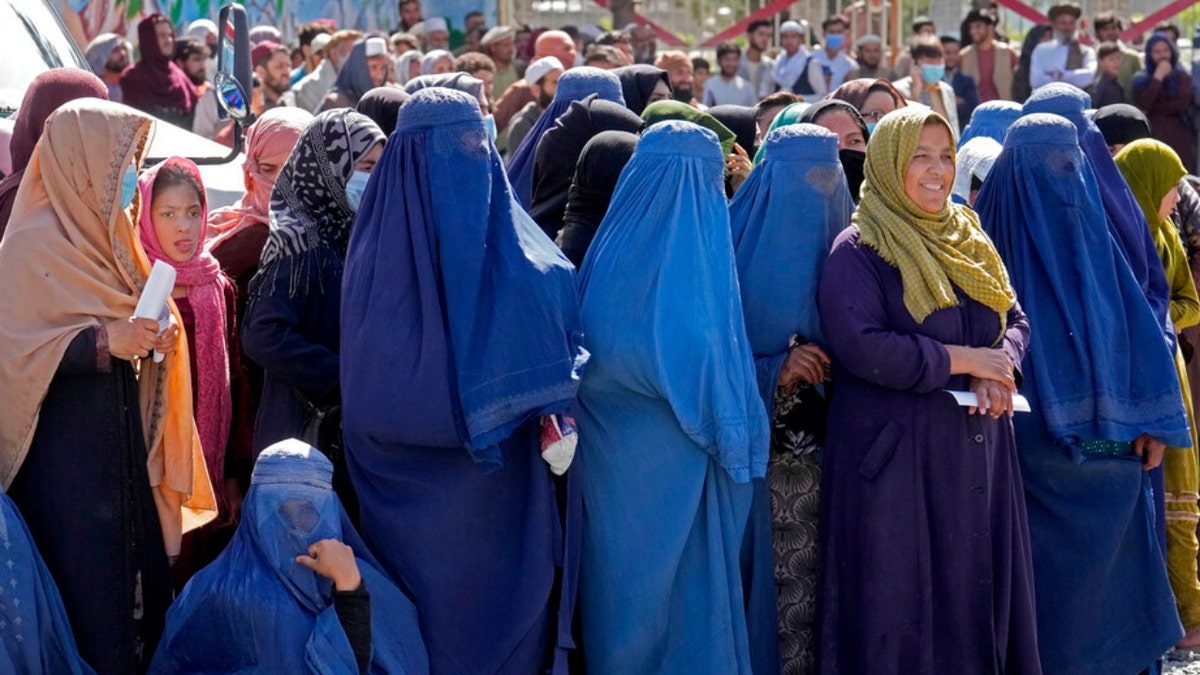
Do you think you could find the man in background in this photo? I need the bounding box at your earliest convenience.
[656,51,699,106]
[282,29,362,113]
[848,34,885,80]
[84,33,131,103]
[958,9,1018,102]
[703,42,755,107]
[291,22,333,86]
[482,26,520,96]
[506,56,563,154]
[174,37,212,98]
[1029,3,1095,90]
[456,52,498,108]
[493,30,576,133]
[739,19,776,99]
[398,0,422,32]
[1093,11,1142,98]
[804,15,857,100]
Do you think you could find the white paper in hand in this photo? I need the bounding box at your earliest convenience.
[946,390,1031,413]
[134,260,176,363]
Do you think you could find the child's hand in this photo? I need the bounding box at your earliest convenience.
[296,539,362,591]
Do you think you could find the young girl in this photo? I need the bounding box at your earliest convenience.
[138,157,252,589]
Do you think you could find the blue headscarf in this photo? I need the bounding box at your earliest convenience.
[505,67,625,209]
[341,88,587,469]
[1023,83,1175,350]
[330,38,378,105]
[0,492,93,674]
[579,120,769,482]
[1134,34,1185,97]
[149,440,430,674]
[975,114,1191,457]
[957,99,1021,147]
[731,123,852,353]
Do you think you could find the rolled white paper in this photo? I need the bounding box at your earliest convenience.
[946,389,1031,413]
[134,260,176,363]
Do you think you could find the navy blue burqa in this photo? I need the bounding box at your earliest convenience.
[340,88,587,674]
[1022,83,1175,350]
[505,67,625,209]
[149,440,429,674]
[975,112,1186,674]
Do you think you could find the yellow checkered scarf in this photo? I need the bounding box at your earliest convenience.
[854,108,1015,342]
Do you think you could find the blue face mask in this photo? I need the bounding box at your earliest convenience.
[865,121,877,135]
[921,63,946,83]
[825,34,845,51]
[345,170,370,212]
[483,114,497,143]
[120,165,139,209]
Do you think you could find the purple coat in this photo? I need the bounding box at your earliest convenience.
[815,228,1042,674]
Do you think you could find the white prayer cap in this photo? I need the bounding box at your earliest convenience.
[365,36,388,57]
[185,19,217,41]
[311,33,332,53]
[481,26,516,45]
[856,34,882,46]
[425,17,449,34]
[780,20,805,35]
[525,56,564,85]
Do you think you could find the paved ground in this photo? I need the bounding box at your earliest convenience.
[1167,649,1200,674]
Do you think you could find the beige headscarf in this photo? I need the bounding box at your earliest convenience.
[0,98,216,556]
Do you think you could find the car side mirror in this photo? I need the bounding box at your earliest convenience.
[216,2,253,129]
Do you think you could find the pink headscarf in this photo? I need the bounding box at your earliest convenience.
[138,157,231,513]
[207,107,313,248]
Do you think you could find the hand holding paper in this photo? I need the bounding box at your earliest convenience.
[946,390,1031,413]
[133,260,176,363]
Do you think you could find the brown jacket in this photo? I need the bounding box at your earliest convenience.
[959,42,1017,101]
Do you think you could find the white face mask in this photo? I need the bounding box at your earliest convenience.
[345,170,370,212]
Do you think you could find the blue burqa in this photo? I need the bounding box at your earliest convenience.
[975,113,1186,674]
[505,66,625,209]
[957,99,1021,148]
[576,120,770,674]
[1022,83,1175,351]
[340,88,587,674]
[0,492,93,674]
[148,440,429,674]
[729,123,852,675]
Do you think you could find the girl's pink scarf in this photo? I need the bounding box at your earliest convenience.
[138,157,231,513]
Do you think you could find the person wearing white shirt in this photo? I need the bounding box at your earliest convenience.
[771,21,810,93]
[703,42,758,107]
[1029,3,1095,91]
[802,15,859,102]
[739,19,777,99]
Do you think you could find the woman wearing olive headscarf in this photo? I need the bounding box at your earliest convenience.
[1115,138,1200,649]
[816,108,1038,672]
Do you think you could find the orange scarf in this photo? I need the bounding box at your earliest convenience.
[0,99,216,556]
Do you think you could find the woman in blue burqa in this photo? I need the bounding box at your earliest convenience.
[729,123,853,673]
[340,88,588,674]
[149,439,429,674]
[505,66,625,208]
[976,113,1190,673]
[575,119,770,674]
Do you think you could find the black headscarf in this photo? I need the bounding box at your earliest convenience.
[559,130,639,267]
[614,65,671,115]
[1013,24,1052,103]
[356,87,410,136]
[799,100,870,201]
[529,95,644,240]
[708,104,758,154]
[1093,103,1153,148]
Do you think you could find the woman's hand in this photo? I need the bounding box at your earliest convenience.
[154,322,179,357]
[1134,433,1167,471]
[968,376,1014,418]
[106,317,161,361]
[296,539,362,591]
[727,144,752,193]
[1154,59,1174,81]
[778,343,832,388]
[947,345,1016,390]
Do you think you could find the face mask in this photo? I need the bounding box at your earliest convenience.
[865,121,877,135]
[344,170,370,212]
[825,34,845,51]
[483,114,497,143]
[920,64,945,83]
[838,148,867,202]
[120,165,139,209]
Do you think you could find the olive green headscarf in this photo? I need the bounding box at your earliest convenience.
[1114,138,1197,327]
[855,107,1015,339]
[641,100,737,156]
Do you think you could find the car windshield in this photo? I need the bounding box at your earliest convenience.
[0,0,91,118]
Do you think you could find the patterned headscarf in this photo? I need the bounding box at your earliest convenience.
[854,107,1014,340]
[259,109,385,272]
